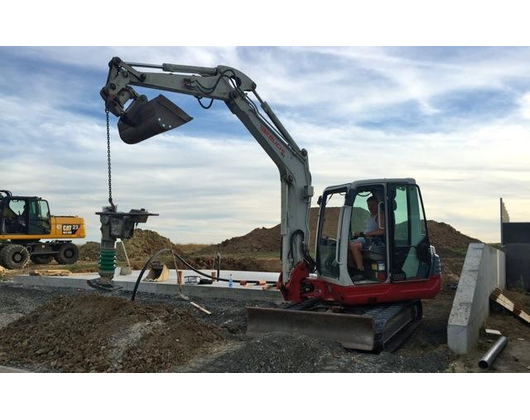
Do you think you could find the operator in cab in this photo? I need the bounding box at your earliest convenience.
[349,196,385,281]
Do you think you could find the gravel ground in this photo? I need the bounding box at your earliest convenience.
[0,280,460,373]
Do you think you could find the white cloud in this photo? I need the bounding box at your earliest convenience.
[1,46,529,245]
[519,91,530,119]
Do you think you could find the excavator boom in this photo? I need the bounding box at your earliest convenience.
[101,57,313,284]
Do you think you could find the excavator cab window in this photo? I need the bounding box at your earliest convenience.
[0,197,51,235]
[28,199,51,235]
[0,198,27,234]
[389,184,431,281]
[316,189,346,279]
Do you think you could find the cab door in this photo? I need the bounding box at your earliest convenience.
[388,183,432,281]
[28,199,51,235]
[316,187,348,281]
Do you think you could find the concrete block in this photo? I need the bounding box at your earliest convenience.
[448,243,506,354]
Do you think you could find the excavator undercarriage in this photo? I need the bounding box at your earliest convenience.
[247,299,422,352]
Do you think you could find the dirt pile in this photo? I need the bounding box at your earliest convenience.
[79,241,100,261]
[0,294,223,372]
[197,210,480,279]
[77,213,481,279]
[198,225,281,256]
[79,229,184,263]
[426,220,480,256]
[201,208,480,257]
[426,220,481,281]
[186,255,281,272]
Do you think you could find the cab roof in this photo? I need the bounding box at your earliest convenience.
[323,178,417,193]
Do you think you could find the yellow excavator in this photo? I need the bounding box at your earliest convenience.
[0,190,85,269]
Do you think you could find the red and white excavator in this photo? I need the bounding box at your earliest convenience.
[100,57,441,351]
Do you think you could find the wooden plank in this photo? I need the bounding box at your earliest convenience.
[29,269,72,277]
[490,288,530,325]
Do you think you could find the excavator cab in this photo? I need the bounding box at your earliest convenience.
[316,178,434,289]
[0,195,51,236]
[250,179,440,352]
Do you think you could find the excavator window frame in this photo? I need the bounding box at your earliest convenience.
[315,187,347,280]
[0,196,27,235]
[28,199,51,235]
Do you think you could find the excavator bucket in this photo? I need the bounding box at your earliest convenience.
[246,300,422,352]
[118,94,193,144]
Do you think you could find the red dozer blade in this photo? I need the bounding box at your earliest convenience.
[246,300,422,352]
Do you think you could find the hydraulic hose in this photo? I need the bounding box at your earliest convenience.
[131,248,171,301]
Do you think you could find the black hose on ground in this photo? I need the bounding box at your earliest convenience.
[131,248,171,301]
[171,251,233,282]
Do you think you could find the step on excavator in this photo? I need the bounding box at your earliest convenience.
[100,57,441,351]
[0,190,85,269]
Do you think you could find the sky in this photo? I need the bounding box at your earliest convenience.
[1,46,530,244]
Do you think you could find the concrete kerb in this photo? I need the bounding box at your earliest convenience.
[9,275,284,304]
[447,243,506,354]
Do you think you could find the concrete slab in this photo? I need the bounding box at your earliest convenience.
[448,243,506,354]
[10,269,284,303]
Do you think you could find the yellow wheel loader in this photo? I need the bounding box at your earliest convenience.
[0,190,86,269]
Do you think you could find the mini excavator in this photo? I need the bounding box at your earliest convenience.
[100,57,441,351]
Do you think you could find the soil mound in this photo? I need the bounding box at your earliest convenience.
[426,220,480,255]
[79,229,183,262]
[0,294,223,372]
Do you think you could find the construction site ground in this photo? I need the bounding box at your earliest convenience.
[0,280,528,373]
[1,219,529,373]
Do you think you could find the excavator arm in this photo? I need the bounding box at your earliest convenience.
[101,57,314,283]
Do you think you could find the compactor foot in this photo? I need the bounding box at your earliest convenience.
[87,278,122,292]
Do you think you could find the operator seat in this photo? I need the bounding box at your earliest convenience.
[362,239,386,261]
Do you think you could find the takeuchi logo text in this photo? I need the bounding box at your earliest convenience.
[260,124,286,157]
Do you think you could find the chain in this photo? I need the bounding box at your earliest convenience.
[106,107,116,210]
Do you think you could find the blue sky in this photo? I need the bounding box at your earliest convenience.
[1,46,529,244]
